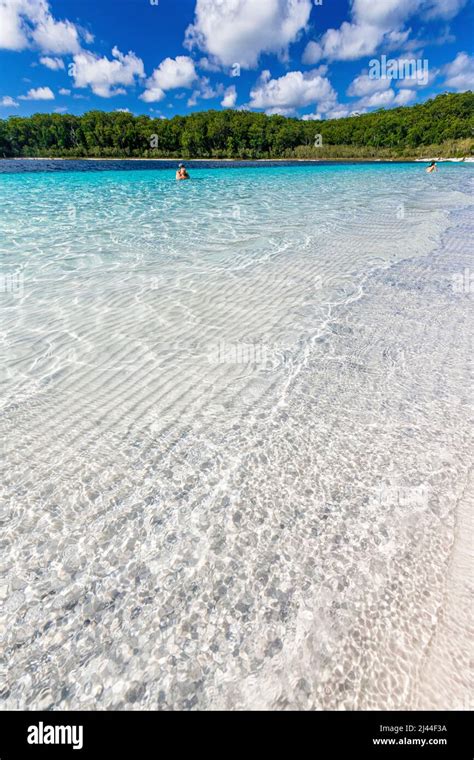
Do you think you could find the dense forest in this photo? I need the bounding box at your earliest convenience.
[0,92,472,159]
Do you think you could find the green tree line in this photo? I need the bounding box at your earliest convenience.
[0,92,472,159]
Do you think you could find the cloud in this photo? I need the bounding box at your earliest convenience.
[185,0,312,68]
[394,88,416,104]
[0,0,81,53]
[396,66,436,88]
[19,86,55,100]
[151,56,198,89]
[354,89,395,108]
[188,76,226,106]
[200,77,224,99]
[197,57,222,73]
[320,22,386,61]
[390,26,453,57]
[0,0,29,50]
[249,67,337,115]
[141,56,198,102]
[354,86,417,109]
[264,107,297,116]
[303,105,371,120]
[54,106,67,113]
[349,57,435,101]
[72,46,145,97]
[301,112,322,121]
[77,26,94,45]
[0,95,19,107]
[385,29,412,50]
[59,87,71,95]
[221,85,237,108]
[348,59,434,116]
[326,106,352,119]
[39,55,64,70]
[351,0,416,29]
[310,0,467,62]
[347,73,392,97]
[441,52,474,91]
[31,14,80,54]
[140,88,165,104]
[302,41,322,65]
[424,0,468,19]
[353,0,467,27]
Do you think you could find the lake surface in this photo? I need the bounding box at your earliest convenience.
[1,160,472,710]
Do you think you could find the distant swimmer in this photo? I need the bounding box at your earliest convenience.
[176,162,190,180]
[426,161,438,173]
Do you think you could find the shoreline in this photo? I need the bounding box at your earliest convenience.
[3,156,474,163]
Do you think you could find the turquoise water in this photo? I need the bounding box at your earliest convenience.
[1,161,473,710]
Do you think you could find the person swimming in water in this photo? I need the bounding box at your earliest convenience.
[176,162,190,180]
[426,161,438,173]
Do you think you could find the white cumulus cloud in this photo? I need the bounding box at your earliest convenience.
[441,52,474,91]
[394,88,416,104]
[301,112,322,121]
[152,56,198,89]
[325,106,352,119]
[185,0,312,68]
[221,85,237,108]
[302,40,322,65]
[39,55,64,70]
[351,0,416,30]
[0,0,81,54]
[0,0,29,50]
[355,89,396,108]
[140,87,165,104]
[141,56,197,102]
[347,69,421,110]
[0,95,19,106]
[321,22,384,61]
[31,14,80,54]
[354,86,417,109]
[188,76,227,106]
[310,0,467,62]
[19,85,55,100]
[249,67,337,115]
[347,73,391,97]
[72,46,145,98]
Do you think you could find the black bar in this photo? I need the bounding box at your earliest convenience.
[0,711,471,758]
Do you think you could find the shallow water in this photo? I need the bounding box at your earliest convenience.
[0,161,472,709]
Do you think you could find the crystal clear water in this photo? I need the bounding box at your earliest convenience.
[1,160,473,710]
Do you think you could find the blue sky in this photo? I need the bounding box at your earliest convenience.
[0,0,473,120]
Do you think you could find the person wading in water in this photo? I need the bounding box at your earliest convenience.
[176,163,190,180]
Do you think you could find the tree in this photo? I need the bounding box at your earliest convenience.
[0,93,472,159]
